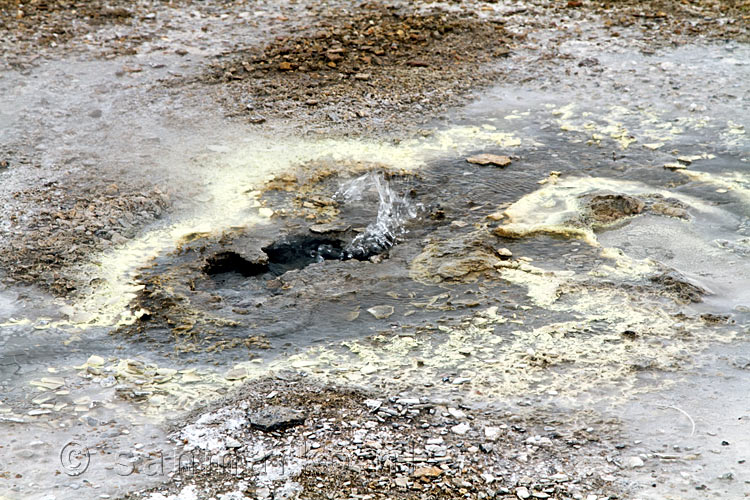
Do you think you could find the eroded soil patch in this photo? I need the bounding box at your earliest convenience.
[594,0,750,43]
[0,181,168,295]
[204,3,512,133]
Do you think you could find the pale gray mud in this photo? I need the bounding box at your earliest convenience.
[1,1,749,500]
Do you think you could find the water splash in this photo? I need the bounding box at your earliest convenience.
[335,172,420,259]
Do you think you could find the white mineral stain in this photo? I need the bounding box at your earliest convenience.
[679,169,750,206]
[219,173,744,401]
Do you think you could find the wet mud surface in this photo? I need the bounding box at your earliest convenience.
[1,1,750,500]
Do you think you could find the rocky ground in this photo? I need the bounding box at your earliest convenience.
[122,376,628,500]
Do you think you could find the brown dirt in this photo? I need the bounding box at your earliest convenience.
[203,2,512,134]
[0,0,154,65]
[590,0,750,43]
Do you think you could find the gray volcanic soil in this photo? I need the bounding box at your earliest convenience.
[1,1,749,500]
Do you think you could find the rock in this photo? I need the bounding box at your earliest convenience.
[30,377,65,390]
[225,437,242,449]
[651,202,688,219]
[225,368,247,381]
[452,423,470,435]
[664,162,687,170]
[364,399,382,411]
[309,223,350,234]
[650,271,707,303]
[360,364,378,375]
[516,487,531,499]
[367,305,394,319]
[354,73,371,81]
[279,61,292,71]
[28,409,51,416]
[448,407,466,419]
[484,426,500,441]
[87,355,105,366]
[394,476,408,487]
[406,60,430,67]
[627,456,645,468]
[466,154,512,167]
[110,233,128,245]
[413,466,442,479]
[397,398,420,405]
[677,155,700,165]
[525,435,553,447]
[249,406,306,432]
[496,247,513,259]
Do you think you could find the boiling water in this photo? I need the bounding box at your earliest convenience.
[335,172,421,259]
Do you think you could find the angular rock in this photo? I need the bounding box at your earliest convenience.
[452,423,470,435]
[367,305,394,319]
[484,426,500,441]
[309,223,351,234]
[448,407,466,419]
[627,456,645,468]
[225,437,242,449]
[664,162,687,170]
[516,486,531,499]
[496,247,513,259]
[466,154,512,167]
[225,367,247,381]
[413,466,443,479]
[364,399,382,411]
[249,406,306,432]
